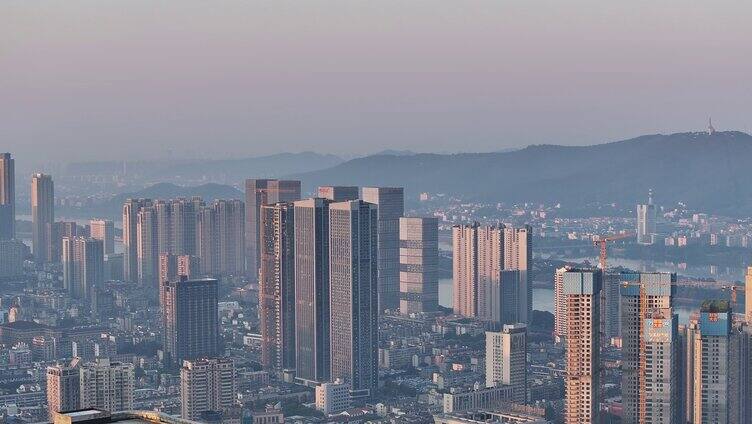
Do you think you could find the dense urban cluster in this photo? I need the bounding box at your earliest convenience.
[0,151,751,424]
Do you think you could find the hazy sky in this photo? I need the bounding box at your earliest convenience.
[3,1,752,166]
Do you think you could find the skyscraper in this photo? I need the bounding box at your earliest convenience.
[195,200,245,277]
[245,179,301,279]
[453,223,479,317]
[31,173,54,263]
[46,360,81,418]
[563,268,601,424]
[162,278,219,367]
[214,199,245,276]
[62,237,104,299]
[680,319,701,424]
[453,223,531,324]
[0,153,15,240]
[746,266,752,325]
[637,190,657,245]
[123,198,152,282]
[398,217,439,315]
[259,202,296,372]
[317,186,359,202]
[180,357,237,421]
[362,187,404,312]
[79,358,134,412]
[329,200,379,397]
[89,219,115,255]
[502,225,533,323]
[137,204,159,286]
[170,197,201,255]
[619,272,676,424]
[602,272,622,341]
[159,253,178,286]
[294,197,332,385]
[196,205,218,276]
[642,307,680,424]
[553,266,570,342]
[485,323,527,404]
[693,300,734,424]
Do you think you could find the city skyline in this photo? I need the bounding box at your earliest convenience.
[2,2,752,423]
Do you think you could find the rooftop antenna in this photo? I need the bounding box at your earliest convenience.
[648,189,653,206]
[707,117,716,135]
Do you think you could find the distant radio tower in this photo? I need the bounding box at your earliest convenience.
[707,117,716,135]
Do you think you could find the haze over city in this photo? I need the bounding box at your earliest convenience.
[4,1,752,167]
[3,3,752,424]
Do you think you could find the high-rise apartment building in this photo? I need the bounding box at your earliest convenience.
[315,379,351,415]
[245,179,301,279]
[49,221,80,264]
[502,225,533,323]
[642,308,680,424]
[177,255,200,280]
[62,237,104,299]
[89,219,115,255]
[137,205,159,286]
[259,202,296,372]
[693,300,734,424]
[362,187,404,312]
[180,357,237,421]
[195,200,245,276]
[619,272,676,424]
[680,319,700,424]
[485,324,527,404]
[46,360,81,418]
[162,278,219,367]
[602,273,621,341]
[398,217,439,315]
[0,153,15,240]
[637,190,657,245]
[746,266,752,325]
[317,186,359,202]
[453,223,479,317]
[562,269,601,424]
[79,358,134,412]
[214,199,245,276]
[31,173,54,263]
[159,253,178,285]
[553,266,569,342]
[453,223,531,324]
[329,200,379,397]
[294,198,332,385]
[123,198,152,282]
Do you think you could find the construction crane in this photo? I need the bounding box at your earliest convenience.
[592,232,635,270]
[721,285,744,305]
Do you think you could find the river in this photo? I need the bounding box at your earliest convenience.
[438,278,697,325]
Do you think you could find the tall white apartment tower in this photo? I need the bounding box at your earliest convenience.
[180,357,236,421]
[79,358,134,412]
[485,323,527,404]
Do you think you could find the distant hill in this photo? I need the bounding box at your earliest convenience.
[55,183,244,219]
[64,152,343,183]
[293,131,752,215]
[109,183,243,206]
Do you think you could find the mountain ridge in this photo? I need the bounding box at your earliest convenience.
[291,131,752,214]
